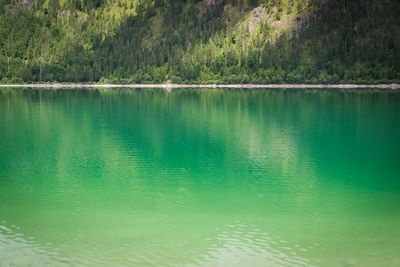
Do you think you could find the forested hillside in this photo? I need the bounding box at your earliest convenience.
[1,0,399,84]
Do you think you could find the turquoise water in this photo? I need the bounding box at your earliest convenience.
[0,88,399,266]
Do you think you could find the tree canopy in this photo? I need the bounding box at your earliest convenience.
[1,0,399,84]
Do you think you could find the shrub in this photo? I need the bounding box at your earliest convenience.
[171,76,183,84]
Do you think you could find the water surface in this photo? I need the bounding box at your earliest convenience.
[0,88,399,266]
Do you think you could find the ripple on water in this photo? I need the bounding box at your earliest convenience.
[185,223,312,267]
[0,88,399,266]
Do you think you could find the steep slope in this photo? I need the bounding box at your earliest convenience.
[0,0,399,84]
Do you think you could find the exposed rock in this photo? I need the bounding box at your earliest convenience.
[57,11,71,20]
[291,12,313,39]
[22,0,34,6]
[202,0,222,9]
[247,7,267,32]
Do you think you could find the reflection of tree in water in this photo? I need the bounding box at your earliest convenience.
[0,88,399,266]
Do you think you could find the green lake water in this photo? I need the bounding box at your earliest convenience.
[0,88,399,266]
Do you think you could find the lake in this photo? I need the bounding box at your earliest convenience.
[0,88,399,266]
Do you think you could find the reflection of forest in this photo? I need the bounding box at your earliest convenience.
[0,88,399,266]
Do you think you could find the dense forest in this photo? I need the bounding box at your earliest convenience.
[0,0,399,84]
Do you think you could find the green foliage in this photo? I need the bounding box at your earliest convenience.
[0,0,399,84]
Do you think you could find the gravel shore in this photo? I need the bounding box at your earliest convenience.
[0,83,399,89]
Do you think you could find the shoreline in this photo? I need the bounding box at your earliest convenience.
[0,83,399,89]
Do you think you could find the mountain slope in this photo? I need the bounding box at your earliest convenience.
[0,0,399,84]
